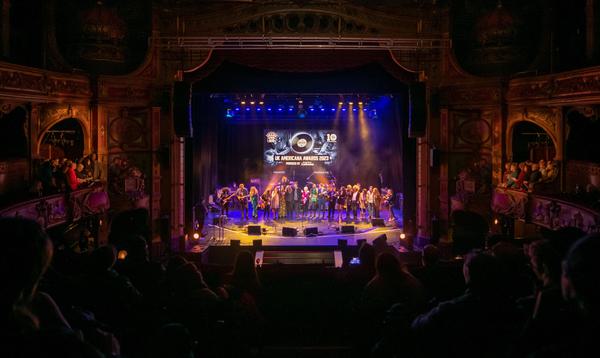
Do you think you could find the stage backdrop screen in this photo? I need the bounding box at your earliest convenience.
[264,130,338,170]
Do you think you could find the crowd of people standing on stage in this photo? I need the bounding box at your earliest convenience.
[217,177,397,223]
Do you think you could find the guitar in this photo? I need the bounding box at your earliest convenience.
[220,193,236,204]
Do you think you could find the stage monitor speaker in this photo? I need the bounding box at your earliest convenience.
[371,218,385,227]
[304,227,318,236]
[253,239,262,247]
[247,225,262,236]
[409,82,427,138]
[230,240,241,247]
[341,225,355,234]
[282,227,298,237]
[338,239,347,248]
[373,234,388,246]
[172,81,192,138]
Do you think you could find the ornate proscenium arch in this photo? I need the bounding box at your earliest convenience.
[506,106,562,161]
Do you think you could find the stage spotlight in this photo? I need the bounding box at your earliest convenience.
[493,218,499,225]
[348,101,354,105]
[259,101,264,105]
[320,108,325,112]
[400,233,406,240]
[278,108,283,112]
[338,101,343,105]
[358,101,363,105]
[250,101,255,105]
[241,101,246,105]
[352,108,357,112]
[257,108,262,111]
[235,107,240,111]
[298,100,303,104]
[363,108,368,112]
[193,232,200,240]
[267,107,272,111]
[245,107,251,111]
[309,108,315,112]
[288,108,294,112]
[331,108,336,111]
[342,108,347,111]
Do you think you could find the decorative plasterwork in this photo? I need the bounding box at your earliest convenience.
[160,3,442,37]
[507,65,600,105]
[0,61,91,101]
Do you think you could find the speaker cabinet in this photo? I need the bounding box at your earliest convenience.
[172,81,193,138]
[341,225,355,234]
[282,227,298,237]
[247,225,261,236]
[304,227,318,236]
[409,82,427,138]
[230,239,241,247]
[371,218,385,227]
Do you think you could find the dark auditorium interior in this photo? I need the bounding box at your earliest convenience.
[2,0,600,357]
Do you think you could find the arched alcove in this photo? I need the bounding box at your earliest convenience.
[39,118,85,160]
[0,107,28,160]
[511,121,556,162]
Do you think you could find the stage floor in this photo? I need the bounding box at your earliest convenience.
[191,207,404,251]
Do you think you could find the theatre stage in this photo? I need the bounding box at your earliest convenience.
[187,208,410,253]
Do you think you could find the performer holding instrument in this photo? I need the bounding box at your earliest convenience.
[236,183,250,221]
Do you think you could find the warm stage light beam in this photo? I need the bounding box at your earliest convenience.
[358,102,370,141]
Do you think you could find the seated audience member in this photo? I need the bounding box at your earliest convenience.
[81,245,143,333]
[512,239,575,357]
[167,262,220,351]
[218,251,265,355]
[76,162,88,180]
[0,218,102,357]
[515,163,529,191]
[536,234,600,357]
[529,163,542,187]
[345,243,377,291]
[116,235,165,300]
[412,251,520,358]
[412,244,458,304]
[538,159,547,177]
[491,239,532,300]
[359,253,424,354]
[506,163,519,188]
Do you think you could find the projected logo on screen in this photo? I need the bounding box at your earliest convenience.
[264,130,338,167]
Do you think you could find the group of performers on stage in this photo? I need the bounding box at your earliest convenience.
[216,176,397,223]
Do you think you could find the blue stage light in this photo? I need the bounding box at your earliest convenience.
[277,108,283,112]
[257,108,262,111]
[331,108,336,111]
[288,108,294,112]
[363,108,368,112]
[352,108,357,112]
[235,107,240,111]
[309,108,315,112]
[320,108,325,112]
[267,108,272,111]
[246,107,251,111]
[342,108,347,112]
